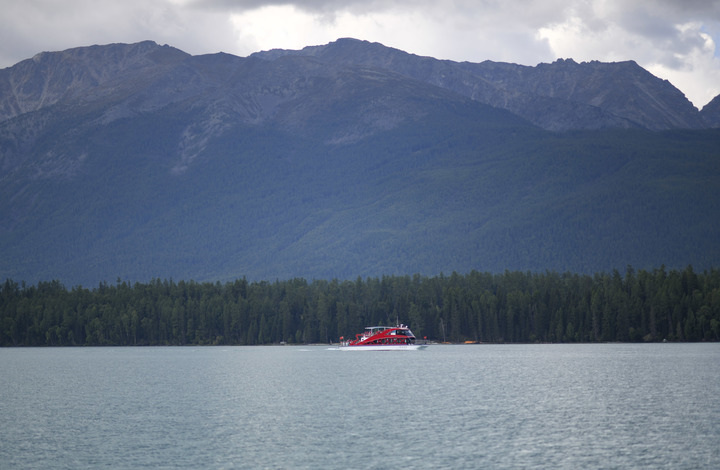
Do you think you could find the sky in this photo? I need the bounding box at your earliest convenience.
[1,0,719,108]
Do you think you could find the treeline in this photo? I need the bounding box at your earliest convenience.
[1,265,719,346]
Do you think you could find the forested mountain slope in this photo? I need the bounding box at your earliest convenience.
[0,40,718,287]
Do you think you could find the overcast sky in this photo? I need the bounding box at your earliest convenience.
[1,0,718,108]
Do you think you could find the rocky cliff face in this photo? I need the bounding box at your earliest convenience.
[253,38,709,131]
[0,41,189,122]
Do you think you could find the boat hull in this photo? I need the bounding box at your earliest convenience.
[339,344,428,351]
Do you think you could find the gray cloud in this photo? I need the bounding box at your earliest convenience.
[0,0,718,105]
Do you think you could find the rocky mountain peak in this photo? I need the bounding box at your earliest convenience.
[254,39,706,131]
[2,38,717,134]
[700,95,720,127]
[0,41,189,123]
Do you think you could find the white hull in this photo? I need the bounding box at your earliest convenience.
[339,344,428,351]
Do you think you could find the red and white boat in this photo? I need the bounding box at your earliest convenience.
[339,325,427,351]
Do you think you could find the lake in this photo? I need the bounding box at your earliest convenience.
[1,344,718,469]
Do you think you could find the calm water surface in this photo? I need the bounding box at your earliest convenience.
[1,344,718,469]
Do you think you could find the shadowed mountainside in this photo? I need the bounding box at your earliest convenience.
[0,40,718,286]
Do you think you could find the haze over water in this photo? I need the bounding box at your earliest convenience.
[1,344,718,468]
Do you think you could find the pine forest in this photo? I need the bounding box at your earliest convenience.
[1,265,719,346]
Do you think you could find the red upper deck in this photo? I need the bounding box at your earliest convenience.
[347,325,417,346]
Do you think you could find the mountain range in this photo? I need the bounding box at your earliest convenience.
[1,38,719,286]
